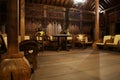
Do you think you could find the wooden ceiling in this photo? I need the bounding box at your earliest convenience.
[0,0,120,11]
[25,0,120,11]
[25,0,74,8]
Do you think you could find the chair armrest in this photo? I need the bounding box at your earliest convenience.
[19,40,39,55]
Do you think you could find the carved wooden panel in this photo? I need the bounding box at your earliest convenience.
[25,3,44,18]
[69,9,80,21]
[46,11,65,19]
[82,13,94,22]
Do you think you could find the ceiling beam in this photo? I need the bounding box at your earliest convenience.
[103,4,120,11]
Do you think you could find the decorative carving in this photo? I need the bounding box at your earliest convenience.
[0,57,31,80]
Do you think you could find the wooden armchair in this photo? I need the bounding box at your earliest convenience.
[19,40,39,71]
[96,35,112,49]
[48,35,58,50]
[1,34,39,72]
[75,34,87,48]
[36,33,50,51]
[105,35,120,51]
[84,36,93,47]
[66,32,73,48]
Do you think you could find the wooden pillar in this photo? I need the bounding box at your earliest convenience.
[20,0,25,41]
[93,0,100,49]
[95,0,99,41]
[65,8,69,30]
[104,11,108,35]
[0,0,31,80]
[6,0,19,54]
[80,10,83,34]
[43,9,47,30]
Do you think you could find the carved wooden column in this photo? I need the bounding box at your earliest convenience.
[93,0,100,49]
[95,0,99,41]
[0,0,31,80]
[20,0,25,41]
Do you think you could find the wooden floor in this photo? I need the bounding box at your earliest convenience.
[31,48,120,80]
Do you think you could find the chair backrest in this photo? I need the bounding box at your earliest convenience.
[36,36,43,41]
[49,36,53,41]
[49,35,57,41]
[85,36,88,43]
[113,35,120,45]
[2,34,31,47]
[67,31,72,41]
[67,36,72,41]
[0,34,7,54]
[103,35,112,43]
[2,34,7,47]
[18,35,30,43]
[77,34,90,43]
[35,31,45,41]
[36,31,44,36]
[77,34,85,41]
[24,36,30,40]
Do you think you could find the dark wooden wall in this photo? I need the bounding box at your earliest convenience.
[100,6,120,36]
[25,3,95,40]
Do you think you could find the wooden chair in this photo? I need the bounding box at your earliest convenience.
[36,33,50,51]
[48,35,58,50]
[19,40,39,71]
[75,34,87,48]
[105,34,120,51]
[1,34,39,72]
[66,32,73,48]
[84,36,93,47]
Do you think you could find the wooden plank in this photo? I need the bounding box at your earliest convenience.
[32,49,120,80]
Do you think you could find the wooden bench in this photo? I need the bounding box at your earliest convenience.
[96,35,112,49]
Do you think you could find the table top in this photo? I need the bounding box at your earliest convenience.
[53,34,71,37]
